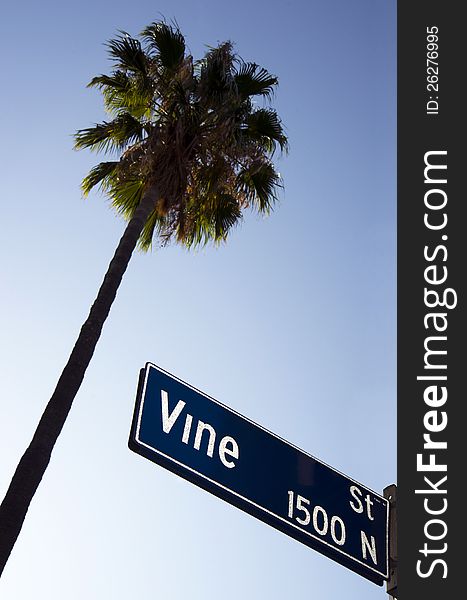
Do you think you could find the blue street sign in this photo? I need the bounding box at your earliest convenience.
[129,363,389,585]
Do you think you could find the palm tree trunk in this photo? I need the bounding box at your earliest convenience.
[0,185,159,577]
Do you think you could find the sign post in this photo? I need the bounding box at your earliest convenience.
[384,485,398,598]
[129,363,390,586]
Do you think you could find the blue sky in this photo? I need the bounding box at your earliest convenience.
[0,1,396,598]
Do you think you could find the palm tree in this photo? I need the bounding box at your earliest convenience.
[0,20,287,576]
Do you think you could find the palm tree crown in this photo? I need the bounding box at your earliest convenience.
[75,21,288,249]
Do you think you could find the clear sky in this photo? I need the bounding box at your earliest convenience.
[0,1,396,598]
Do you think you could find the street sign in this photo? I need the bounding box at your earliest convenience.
[129,363,389,585]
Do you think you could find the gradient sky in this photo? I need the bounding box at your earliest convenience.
[0,1,396,598]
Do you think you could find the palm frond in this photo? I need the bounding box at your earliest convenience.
[108,178,145,219]
[74,122,118,153]
[88,71,152,118]
[234,62,278,99]
[177,191,242,248]
[106,32,148,76]
[141,21,185,70]
[137,205,166,250]
[81,161,119,196]
[88,72,130,91]
[243,109,288,154]
[74,113,146,153]
[197,42,236,104]
[193,159,230,196]
[210,193,242,241]
[236,160,282,213]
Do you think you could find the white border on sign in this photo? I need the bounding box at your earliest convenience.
[134,362,389,580]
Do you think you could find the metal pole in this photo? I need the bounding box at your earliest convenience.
[384,485,398,599]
